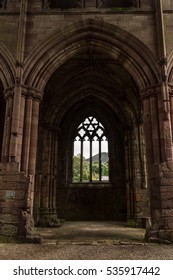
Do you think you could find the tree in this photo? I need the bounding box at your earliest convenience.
[73,154,90,182]
[102,162,109,176]
[73,155,109,182]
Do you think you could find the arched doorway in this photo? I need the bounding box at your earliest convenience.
[33,44,149,225]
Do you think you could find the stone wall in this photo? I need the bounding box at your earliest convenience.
[57,184,126,221]
[0,163,33,240]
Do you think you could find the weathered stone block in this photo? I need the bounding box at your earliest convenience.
[0,214,18,224]
[0,224,18,237]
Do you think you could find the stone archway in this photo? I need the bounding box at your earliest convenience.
[2,19,173,242]
[0,43,15,163]
[27,21,155,226]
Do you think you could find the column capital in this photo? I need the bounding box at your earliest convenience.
[140,84,162,100]
[168,84,173,96]
[27,87,43,102]
[3,87,14,101]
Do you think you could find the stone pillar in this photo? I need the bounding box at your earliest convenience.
[1,88,14,162]
[125,130,134,220]
[27,90,42,215]
[38,128,60,227]
[28,92,41,175]
[16,87,27,166]
[133,120,149,226]
[9,0,28,165]
[21,91,33,174]
[141,84,173,242]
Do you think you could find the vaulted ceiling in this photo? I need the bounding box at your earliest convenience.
[41,46,140,132]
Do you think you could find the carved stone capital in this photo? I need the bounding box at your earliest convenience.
[21,86,28,97]
[168,84,173,96]
[140,84,162,100]
[27,87,43,102]
[3,87,14,101]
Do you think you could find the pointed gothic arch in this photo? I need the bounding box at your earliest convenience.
[23,19,160,93]
[23,19,155,226]
[0,44,15,162]
[0,43,15,88]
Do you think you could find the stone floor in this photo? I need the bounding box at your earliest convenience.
[1,222,173,259]
[34,221,146,245]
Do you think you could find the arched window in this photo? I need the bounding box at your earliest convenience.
[73,116,109,182]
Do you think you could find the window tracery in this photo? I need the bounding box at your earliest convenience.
[73,116,109,183]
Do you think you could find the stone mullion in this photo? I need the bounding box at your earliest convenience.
[21,94,33,174]
[99,139,101,181]
[90,139,92,182]
[80,140,83,182]
[1,90,13,162]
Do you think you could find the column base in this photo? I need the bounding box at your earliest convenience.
[38,208,64,227]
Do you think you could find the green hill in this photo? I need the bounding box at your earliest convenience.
[85,152,108,162]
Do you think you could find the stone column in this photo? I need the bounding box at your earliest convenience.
[132,120,149,226]
[141,84,173,242]
[21,90,33,174]
[125,128,135,220]
[1,88,14,162]
[38,127,60,226]
[169,85,173,139]
[28,90,42,175]
[9,0,28,165]
[157,83,173,162]
[26,90,43,215]
[16,86,27,167]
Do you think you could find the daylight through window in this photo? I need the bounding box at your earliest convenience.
[73,116,109,182]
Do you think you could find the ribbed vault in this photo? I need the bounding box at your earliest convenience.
[41,47,139,130]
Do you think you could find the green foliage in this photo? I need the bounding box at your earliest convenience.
[102,162,109,176]
[73,154,109,182]
[73,154,81,182]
